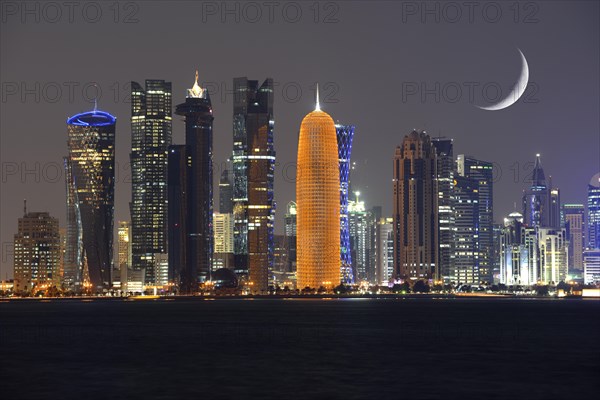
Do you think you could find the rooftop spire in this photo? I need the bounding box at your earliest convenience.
[315,83,320,111]
[531,153,546,187]
[187,69,204,98]
[24,199,27,216]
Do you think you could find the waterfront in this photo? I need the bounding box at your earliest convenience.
[1,298,599,399]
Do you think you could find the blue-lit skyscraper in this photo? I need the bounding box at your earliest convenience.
[588,173,600,249]
[65,109,116,291]
[336,123,355,284]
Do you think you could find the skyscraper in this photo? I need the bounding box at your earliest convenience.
[167,145,191,292]
[116,221,131,292]
[284,201,297,273]
[499,212,538,285]
[174,71,214,286]
[453,175,480,284]
[431,138,455,282]
[393,130,439,281]
[522,154,550,228]
[588,174,600,249]
[232,77,275,292]
[13,209,61,294]
[213,212,234,270]
[65,109,116,292]
[130,79,172,284]
[457,155,494,283]
[296,91,340,290]
[348,193,371,282]
[563,204,585,272]
[538,227,568,284]
[375,217,394,285]
[336,123,355,284]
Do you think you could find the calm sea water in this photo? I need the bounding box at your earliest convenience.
[1,297,599,399]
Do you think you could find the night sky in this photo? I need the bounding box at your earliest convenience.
[1,1,598,278]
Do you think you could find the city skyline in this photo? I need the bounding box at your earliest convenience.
[1,3,599,281]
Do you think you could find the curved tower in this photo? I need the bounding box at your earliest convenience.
[335,123,355,284]
[66,109,116,291]
[296,90,341,290]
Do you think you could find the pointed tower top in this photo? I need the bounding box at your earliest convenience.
[23,199,27,216]
[187,69,204,98]
[531,153,546,187]
[315,83,321,111]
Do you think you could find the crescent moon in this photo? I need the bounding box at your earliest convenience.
[477,48,529,111]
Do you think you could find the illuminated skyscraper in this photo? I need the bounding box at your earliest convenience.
[13,208,61,294]
[65,109,115,291]
[453,175,480,284]
[284,201,297,273]
[232,77,275,292]
[115,221,131,291]
[563,204,585,272]
[296,90,341,290]
[588,174,600,249]
[375,217,394,285]
[130,79,172,284]
[523,154,550,228]
[393,130,439,281]
[457,155,494,283]
[213,212,234,270]
[335,123,355,283]
[499,212,538,285]
[431,138,455,282]
[174,71,214,285]
[538,227,568,284]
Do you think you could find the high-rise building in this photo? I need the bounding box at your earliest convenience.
[538,227,568,284]
[335,123,355,283]
[284,201,297,273]
[583,249,600,284]
[219,168,234,214]
[375,217,394,285]
[431,138,455,283]
[167,145,191,292]
[588,173,600,249]
[13,209,61,293]
[115,221,131,290]
[563,204,585,272]
[65,109,116,291]
[232,77,275,292]
[457,155,494,283]
[130,80,172,285]
[174,71,214,286]
[499,212,538,285]
[273,234,288,273]
[348,193,373,283]
[296,92,340,290]
[393,130,439,281]
[453,175,480,284]
[522,154,550,228]
[213,212,234,270]
[549,187,561,229]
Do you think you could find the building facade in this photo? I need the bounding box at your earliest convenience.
[65,109,116,291]
[453,175,480,284]
[563,204,585,272]
[296,96,341,290]
[13,210,61,293]
[457,155,494,283]
[393,130,439,281]
[130,79,172,285]
[232,77,275,292]
[431,138,455,283]
[538,227,568,284]
[336,123,355,283]
[375,217,394,285]
[588,174,600,250]
[284,201,297,273]
[213,212,235,270]
[499,212,538,286]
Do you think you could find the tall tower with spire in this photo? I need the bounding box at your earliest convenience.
[171,70,214,290]
[523,154,550,228]
[296,85,341,290]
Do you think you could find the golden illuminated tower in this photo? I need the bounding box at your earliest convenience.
[296,88,341,289]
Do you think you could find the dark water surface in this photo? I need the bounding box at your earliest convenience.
[1,298,599,399]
